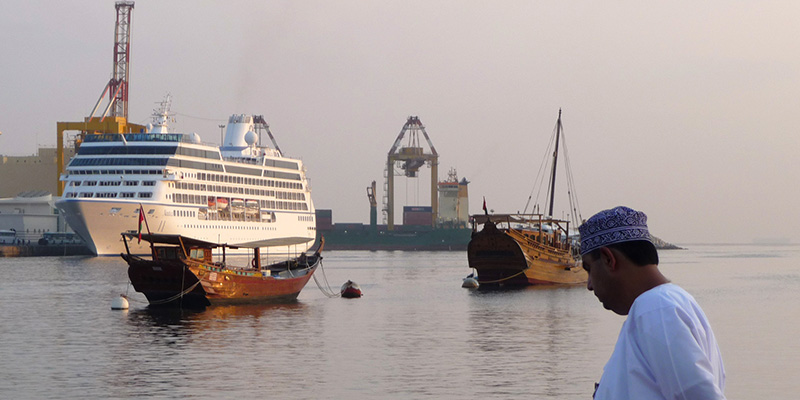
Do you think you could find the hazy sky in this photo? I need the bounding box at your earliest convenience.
[1,1,798,244]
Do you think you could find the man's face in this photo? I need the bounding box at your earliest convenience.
[582,248,619,313]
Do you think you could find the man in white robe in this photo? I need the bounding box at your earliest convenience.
[579,206,726,399]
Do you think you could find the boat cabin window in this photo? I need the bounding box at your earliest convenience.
[156,247,182,260]
[187,247,212,262]
[189,248,204,260]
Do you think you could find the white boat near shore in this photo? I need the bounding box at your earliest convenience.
[56,99,316,256]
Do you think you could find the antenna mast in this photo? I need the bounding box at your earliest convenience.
[547,109,562,217]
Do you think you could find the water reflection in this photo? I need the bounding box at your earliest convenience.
[127,306,204,327]
[466,284,595,398]
[109,301,324,398]
[126,302,312,331]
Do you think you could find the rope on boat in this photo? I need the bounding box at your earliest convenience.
[120,280,151,305]
[477,270,527,284]
[312,260,340,298]
[119,281,149,305]
[123,280,202,305]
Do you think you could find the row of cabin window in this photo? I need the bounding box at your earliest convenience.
[68,169,163,175]
[65,192,152,199]
[71,180,155,187]
[173,182,306,201]
[196,172,302,189]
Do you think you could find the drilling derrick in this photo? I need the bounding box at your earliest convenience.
[384,116,439,230]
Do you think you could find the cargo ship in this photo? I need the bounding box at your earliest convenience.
[316,116,471,251]
[315,219,471,251]
[316,175,471,251]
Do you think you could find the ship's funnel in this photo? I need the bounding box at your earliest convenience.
[223,114,254,148]
[221,114,259,158]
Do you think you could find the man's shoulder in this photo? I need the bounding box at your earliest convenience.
[647,282,690,297]
[631,283,696,315]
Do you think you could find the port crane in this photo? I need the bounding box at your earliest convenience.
[56,1,144,195]
[384,116,439,230]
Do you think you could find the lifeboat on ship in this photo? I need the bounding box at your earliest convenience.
[245,200,259,216]
[231,198,245,210]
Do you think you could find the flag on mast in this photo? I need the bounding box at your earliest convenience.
[138,204,145,244]
[482,197,488,215]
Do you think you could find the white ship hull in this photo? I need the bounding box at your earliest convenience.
[57,198,315,256]
[58,111,318,257]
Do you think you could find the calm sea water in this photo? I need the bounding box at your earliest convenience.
[0,244,798,399]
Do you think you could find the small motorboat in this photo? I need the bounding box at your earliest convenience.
[340,280,362,298]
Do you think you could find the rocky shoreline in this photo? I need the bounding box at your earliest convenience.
[652,235,682,250]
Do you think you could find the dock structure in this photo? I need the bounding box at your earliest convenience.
[0,244,93,257]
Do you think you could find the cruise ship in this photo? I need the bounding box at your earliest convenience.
[56,102,316,256]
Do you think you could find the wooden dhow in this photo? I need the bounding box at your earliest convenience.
[468,214,586,285]
[467,110,587,286]
[121,233,323,308]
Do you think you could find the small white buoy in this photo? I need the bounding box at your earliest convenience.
[462,277,479,289]
[111,294,129,310]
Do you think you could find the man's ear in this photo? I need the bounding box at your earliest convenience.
[599,246,618,271]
